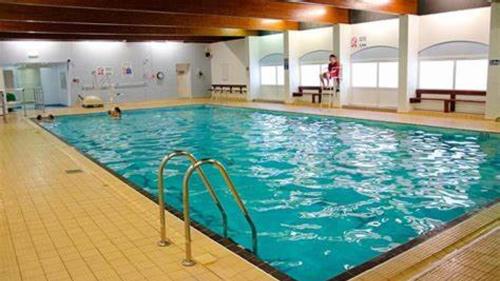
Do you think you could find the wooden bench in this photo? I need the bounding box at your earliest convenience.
[410,89,486,113]
[210,84,247,100]
[293,86,324,103]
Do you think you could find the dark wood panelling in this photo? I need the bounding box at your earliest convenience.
[418,0,490,15]
[3,0,350,23]
[279,0,418,14]
[0,3,299,31]
[0,32,241,42]
[349,10,398,24]
[0,21,259,37]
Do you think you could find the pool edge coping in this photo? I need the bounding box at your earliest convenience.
[29,102,500,281]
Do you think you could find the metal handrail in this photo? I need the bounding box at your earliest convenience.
[157,150,228,247]
[182,158,258,266]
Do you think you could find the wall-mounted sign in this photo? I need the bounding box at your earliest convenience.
[351,36,367,49]
[121,63,133,77]
[490,59,500,66]
[96,66,105,76]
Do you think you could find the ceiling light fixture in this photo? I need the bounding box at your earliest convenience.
[304,7,327,17]
[360,0,391,5]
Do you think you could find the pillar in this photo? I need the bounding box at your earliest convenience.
[284,30,300,104]
[398,15,420,113]
[333,24,351,107]
[246,37,260,101]
[486,1,500,119]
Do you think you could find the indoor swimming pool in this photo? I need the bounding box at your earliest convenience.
[41,105,500,281]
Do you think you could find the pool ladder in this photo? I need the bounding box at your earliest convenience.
[157,150,258,266]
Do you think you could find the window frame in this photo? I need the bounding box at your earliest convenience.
[298,62,329,87]
[260,65,284,86]
[350,59,399,89]
[417,57,489,91]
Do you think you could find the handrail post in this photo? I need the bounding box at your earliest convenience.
[157,153,171,247]
[157,151,229,248]
[182,166,196,266]
[182,159,258,266]
[213,162,258,255]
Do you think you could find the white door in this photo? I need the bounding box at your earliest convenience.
[176,63,192,98]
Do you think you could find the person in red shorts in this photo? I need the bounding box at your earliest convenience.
[320,54,341,92]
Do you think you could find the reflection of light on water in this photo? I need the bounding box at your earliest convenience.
[46,106,500,281]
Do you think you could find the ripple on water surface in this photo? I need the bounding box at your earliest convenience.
[44,105,500,281]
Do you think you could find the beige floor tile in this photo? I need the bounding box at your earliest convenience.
[2,98,499,281]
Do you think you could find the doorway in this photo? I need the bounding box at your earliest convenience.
[3,62,69,107]
[176,63,192,98]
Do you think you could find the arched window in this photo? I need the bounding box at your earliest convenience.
[259,53,284,86]
[418,41,489,90]
[351,46,399,89]
[299,50,331,86]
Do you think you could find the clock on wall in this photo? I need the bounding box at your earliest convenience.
[156,71,165,80]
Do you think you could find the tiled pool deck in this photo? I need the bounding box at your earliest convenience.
[1,98,499,281]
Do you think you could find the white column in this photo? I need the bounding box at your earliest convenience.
[333,24,351,107]
[486,1,500,119]
[0,67,5,90]
[398,15,419,113]
[0,67,6,117]
[284,30,300,104]
[246,37,260,101]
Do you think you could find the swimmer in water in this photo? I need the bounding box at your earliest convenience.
[36,114,55,122]
[107,106,122,119]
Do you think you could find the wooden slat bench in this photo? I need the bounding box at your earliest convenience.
[210,84,247,100]
[293,86,323,103]
[410,89,486,113]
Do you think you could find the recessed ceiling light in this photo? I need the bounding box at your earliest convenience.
[304,7,327,17]
[360,0,391,5]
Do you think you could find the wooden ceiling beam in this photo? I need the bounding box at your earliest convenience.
[281,0,418,15]
[0,32,238,43]
[0,21,259,37]
[0,3,299,31]
[1,0,349,23]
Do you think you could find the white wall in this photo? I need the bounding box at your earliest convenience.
[350,19,400,53]
[291,27,334,103]
[0,40,212,106]
[297,27,333,58]
[210,39,248,85]
[256,34,285,102]
[350,19,400,109]
[419,7,491,50]
[210,35,285,102]
[415,7,491,114]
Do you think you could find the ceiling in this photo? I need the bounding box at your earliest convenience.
[0,0,419,43]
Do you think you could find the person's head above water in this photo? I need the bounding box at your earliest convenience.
[114,107,121,114]
[329,54,337,64]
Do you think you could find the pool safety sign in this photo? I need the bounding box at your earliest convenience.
[351,36,367,49]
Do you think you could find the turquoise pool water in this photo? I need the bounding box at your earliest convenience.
[43,105,500,281]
